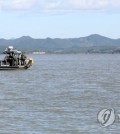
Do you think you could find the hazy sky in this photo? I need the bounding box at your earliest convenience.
[0,0,120,39]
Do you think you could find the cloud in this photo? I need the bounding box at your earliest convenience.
[0,0,120,13]
[0,0,37,12]
[11,0,36,10]
[60,0,120,11]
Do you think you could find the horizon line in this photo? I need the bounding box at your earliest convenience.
[0,34,120,40]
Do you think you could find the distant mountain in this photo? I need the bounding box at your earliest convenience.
[0,34,120,53]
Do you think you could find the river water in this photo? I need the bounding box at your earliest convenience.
[0,54,120,133]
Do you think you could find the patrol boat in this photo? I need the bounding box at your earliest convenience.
[0,46,33,70]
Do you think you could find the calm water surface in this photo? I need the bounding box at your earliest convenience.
[0,54,120,133]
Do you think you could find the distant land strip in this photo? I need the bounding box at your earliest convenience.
[0,34,120,54]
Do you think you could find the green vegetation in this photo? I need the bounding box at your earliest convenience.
[0,34,120,54]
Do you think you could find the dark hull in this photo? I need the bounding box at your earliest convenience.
[0,65,28,70]
[0,58,33,70]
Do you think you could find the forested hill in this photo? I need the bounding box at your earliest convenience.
[0,34,120,53]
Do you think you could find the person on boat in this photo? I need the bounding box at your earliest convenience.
[13,54,18,66]
[7,54,14,66]
[3,54,9,65]
[21,53,27,65]
[17,54,20,65]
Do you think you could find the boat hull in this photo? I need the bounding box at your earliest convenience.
[0,59,33,70]
[0,66,28,70]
